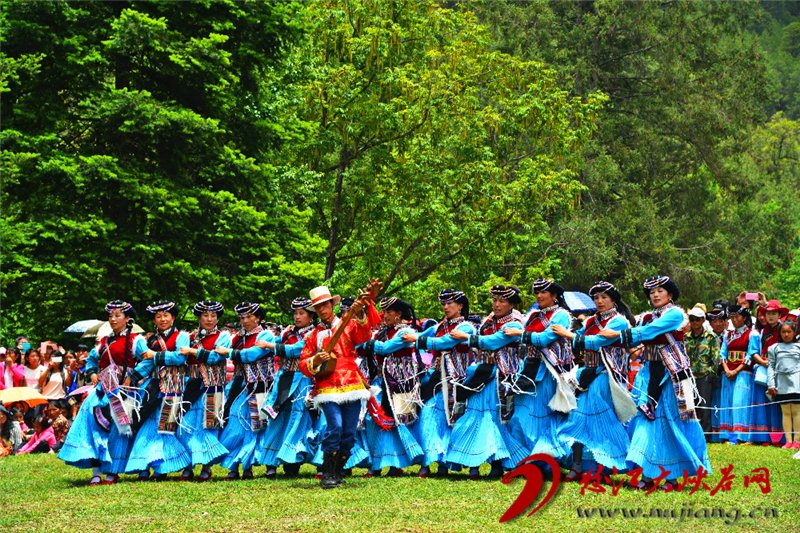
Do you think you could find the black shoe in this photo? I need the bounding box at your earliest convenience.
[334,452,350,485]
[321,452,339,489]
[283,463,301,478]
[265,468,277,480]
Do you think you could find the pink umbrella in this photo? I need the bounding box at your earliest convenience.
[68,384,95,398]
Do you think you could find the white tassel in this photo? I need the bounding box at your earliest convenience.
[542,358,577,413]
[601,351,638,423]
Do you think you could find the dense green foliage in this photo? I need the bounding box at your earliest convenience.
[2,0,800,343]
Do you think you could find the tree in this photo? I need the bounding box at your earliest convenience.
[0,1,323,343]
[281,0,604,315]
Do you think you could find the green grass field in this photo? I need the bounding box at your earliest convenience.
[1,443,798,533]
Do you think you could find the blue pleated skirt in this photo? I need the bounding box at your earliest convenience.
[626,362,711,480]
[126,396,191,475]
[58,387,113,470]
[218,390,263,471]
[259,378,314,466]
[750,381,783,444]
[176,391,229,467]
[416,388,452,467]
[364,378,423,470]
[560,371,631,471]
[517,372,570,461]
[446,377,510,468]
[730,370,754,442]
[305,408,327,467]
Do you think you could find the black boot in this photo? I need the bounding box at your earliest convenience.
[283,462,301,478]
[321,452,339,489]
[334,452,350,485]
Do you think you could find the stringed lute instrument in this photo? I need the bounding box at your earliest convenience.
[315,278,383,379]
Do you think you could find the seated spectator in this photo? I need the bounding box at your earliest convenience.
[0,406,12,456]
[46,401,71,452]
[0,347,24,390]
[17,415,56,454]
[39,351,67,400]
[23,350,46,392]
[8,408,26,454]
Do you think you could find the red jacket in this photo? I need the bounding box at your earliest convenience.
[300,315,372,403]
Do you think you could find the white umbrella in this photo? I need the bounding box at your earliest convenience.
[64,319,104,333]
[81,321,145,338]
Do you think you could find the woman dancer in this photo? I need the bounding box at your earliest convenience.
[175,300,231,481]
[402,289,477,478]
[504,279,575,465]
[598,275,710,491]
[361,297,424,477]
[58,300,150,485]
[215,302,277,480]
[126,300,191,480]
[257,297,317,478]
[552,281,635,480]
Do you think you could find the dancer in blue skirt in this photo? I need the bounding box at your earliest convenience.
[552,281,635,480]
[450,285,528,477]
[257,297,317,478]
[214,302,277,480]
[402,289,482,478]
[598,275,710,491]
[59,300,150,485]
[175,300,231,481]
[503,279,575,465]
[126,300,191,480]
[360,297,424,477]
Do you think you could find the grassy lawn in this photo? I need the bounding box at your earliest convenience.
[1,443,798,533]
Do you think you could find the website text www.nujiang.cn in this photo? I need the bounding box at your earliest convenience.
[575,504,778,525]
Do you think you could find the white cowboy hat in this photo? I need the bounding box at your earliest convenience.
[308,286,341,312]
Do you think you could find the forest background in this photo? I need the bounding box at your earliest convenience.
[3,0,800,343]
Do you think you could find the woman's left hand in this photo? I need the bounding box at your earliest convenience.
[503,327,522,337]
[550,324,574,339]
[597,329,620,339]
[450,329,469,340]
[142,350,155,360]
[215,346,230,356]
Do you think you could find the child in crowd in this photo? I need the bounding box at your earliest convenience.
[767,321,800,449]
[46,401,71,452]
[17,415,56,454]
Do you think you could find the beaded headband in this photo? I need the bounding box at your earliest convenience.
[146,300,178,316]
[589,281,615,296]
[105,300,133,314]
[192,300,225,317]
[234,302,261,318]
[643,275,670,291]
[291,297,313,311]
[490,285,520,300]
[438,289,466,304]
[380,296,398,310]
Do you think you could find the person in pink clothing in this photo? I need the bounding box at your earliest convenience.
[17,415,56,454]
[0,348,25,389]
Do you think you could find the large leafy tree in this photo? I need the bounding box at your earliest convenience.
[478,0,792,308]
[283,0,604,316]
[1,1,323,343]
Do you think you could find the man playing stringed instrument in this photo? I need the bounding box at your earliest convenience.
[299,280,383,489]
